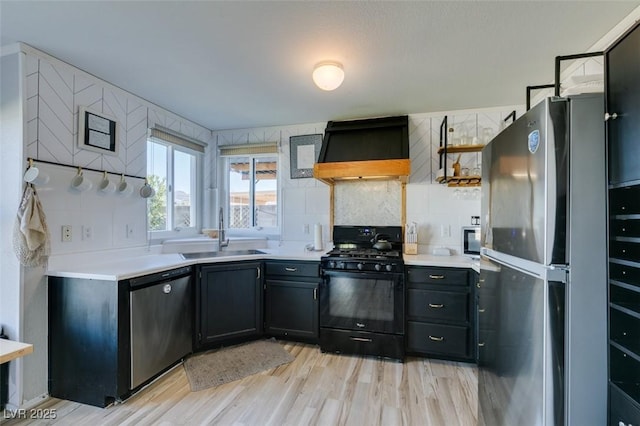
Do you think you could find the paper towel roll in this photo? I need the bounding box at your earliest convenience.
[314,223,323,251]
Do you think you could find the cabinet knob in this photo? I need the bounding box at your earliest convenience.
[428,335,444,342]
[605,112,618,121]
[285,267,297,272]
[428,303,444,309]
[429,274,445,279]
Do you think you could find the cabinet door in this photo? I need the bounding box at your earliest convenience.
[197,262,262,347]
[607,22,640,185]
[265,279,318,341]
[48,277,129,407]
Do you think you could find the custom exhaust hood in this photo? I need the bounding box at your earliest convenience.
[313,115,411,184]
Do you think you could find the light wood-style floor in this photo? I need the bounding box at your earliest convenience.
[3,341,477,425]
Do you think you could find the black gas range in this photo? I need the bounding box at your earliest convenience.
[321,248,403,272]
[319,225,405,361]
[321,225,404,269]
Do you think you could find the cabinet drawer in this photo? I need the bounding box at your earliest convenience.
[610,261,640,288]
[611,306,640,355]
[407,289,468,322]
[610,382,640,426]
[265,261,319,278]
[610,185,640,216]
[611,345,640,384]
[407,321,469,358]
[610,240,640,263]
[611,219,640,239]
[407,267,468,286]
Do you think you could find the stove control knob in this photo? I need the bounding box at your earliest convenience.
[357,263,364,271]
[385,264,394,272]
[328,261,336,269]
[375,263,382,271]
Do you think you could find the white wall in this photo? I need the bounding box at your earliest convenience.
[211,106,523,254]
[0,44,213,409]
[0,50,27,410]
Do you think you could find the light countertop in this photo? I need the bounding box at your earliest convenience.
[47,247,479,281]
[46,247,325,281]
[0,339,34,364]
[403,254,478,271]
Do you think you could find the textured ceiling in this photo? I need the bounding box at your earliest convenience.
[1,1,638,130]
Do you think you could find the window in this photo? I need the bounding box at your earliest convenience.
[147,128,204,236]
[219,143,278,233]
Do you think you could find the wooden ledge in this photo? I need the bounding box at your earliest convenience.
[313,159,410,185]
[0,339,34,364]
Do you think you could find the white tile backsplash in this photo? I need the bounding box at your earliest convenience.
[334,180,403,226]
[31,162,147,255]
[406,182,480,254]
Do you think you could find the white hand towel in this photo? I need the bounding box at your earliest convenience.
[13,185,50,267]
[20,186,47,250]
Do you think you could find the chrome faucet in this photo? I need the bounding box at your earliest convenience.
[218,207,229,250]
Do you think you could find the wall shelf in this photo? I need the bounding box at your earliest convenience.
[438,117,483,186]
[435,175,481,187]
[436,145,484,155]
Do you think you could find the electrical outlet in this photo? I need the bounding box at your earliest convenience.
[303,224,310,234]
[61,225,72,242]
[440,224,451,238]
[82,225,92,241]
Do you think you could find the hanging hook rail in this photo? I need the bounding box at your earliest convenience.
[26,157,146,180]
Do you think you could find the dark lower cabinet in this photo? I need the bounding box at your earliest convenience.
[405,266,475,362]
[264,261,320,342]
[196,261,263,348]
[48,277,130,408]
[608,188,640,426]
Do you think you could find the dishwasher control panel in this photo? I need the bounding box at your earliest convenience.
[128,266,192,289]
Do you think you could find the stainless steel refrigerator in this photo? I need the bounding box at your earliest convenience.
[478,93,608,426]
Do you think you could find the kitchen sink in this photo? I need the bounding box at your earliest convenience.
[180,249,265,260]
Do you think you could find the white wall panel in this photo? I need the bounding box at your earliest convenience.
[23,48,211,256]
[408,115,431,183]
[125,101,148,177]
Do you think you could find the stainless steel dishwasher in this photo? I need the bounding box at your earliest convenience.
[129,266,193,389]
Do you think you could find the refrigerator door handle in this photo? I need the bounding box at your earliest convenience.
[482,248,568,283]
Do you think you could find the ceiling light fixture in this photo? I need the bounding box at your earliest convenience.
[312,62,344,91]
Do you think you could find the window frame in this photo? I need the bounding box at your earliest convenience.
[147,137,203,240]
[218,152,280,238]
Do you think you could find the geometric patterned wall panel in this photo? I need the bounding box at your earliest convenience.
[126,100,148,177]
[28,50,211,180]
[73,72,103,169]
[38,59,74,165]
[25,54,39,160]
[408,115,432,183]
[23,48,212,257]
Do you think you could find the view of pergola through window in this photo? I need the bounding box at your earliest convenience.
[228,157,277,229]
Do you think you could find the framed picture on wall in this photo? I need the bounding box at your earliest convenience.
[289,134,322,179]
[77,106,119,155]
